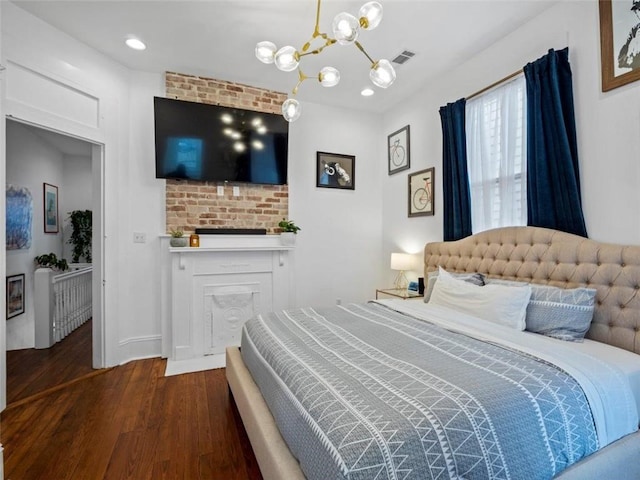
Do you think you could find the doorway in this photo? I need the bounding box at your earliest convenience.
[5,119,105,405]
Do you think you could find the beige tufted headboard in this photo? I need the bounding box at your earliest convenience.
[424,226,640,355]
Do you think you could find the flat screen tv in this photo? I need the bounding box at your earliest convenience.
[154,96,289,185]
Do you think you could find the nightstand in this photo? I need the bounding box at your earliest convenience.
[375,288,422,300]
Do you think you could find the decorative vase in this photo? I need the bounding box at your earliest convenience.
[280,232,296,246]
[170,237,188,247]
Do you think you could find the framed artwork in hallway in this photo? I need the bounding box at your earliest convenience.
[7,273,25,319]
[43,183,59,233]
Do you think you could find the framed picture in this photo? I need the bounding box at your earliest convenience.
[599,0,640,91]
[408,167,435,217]
[43,183,59,233]
[316,152,355,190]
[388,125,410,175]
[7,274,25,319]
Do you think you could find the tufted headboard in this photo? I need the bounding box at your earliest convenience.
[424,226,640,355]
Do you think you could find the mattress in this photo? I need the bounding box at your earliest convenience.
[240,301,640,480]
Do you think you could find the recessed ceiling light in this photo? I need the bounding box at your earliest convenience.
[361,88,375,97]
[125,37,146,51]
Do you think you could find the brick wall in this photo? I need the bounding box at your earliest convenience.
[164,72,289,234]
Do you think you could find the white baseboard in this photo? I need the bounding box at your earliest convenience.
[164,354,225,376]
[117,335,162,365]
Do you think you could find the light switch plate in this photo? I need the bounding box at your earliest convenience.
[217,185,224,196]
[233,186,240,197]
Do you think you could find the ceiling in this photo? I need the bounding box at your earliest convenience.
[11,0,559,115]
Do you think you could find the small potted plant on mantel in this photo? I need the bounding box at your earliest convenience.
[278,218,301,246]
[169,229,188,247]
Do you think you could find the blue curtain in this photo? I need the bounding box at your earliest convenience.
[524,48,588,237]
[439,99,472,241]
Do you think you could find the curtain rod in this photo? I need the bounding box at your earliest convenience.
[466,69,523,101]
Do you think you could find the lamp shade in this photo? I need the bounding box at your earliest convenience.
[319,66,340,87]
[282,98,301,122]
[274,46,299,72]
[390,252,413,271]
[359,2,383,30]
[332,12,360,45]
[370,59,396,88]
[255,41,277,64]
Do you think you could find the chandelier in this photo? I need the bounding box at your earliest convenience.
[255,0,396,122]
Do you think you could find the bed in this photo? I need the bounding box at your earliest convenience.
[226,226,640,479]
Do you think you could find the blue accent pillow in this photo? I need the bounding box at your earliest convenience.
[485,279,596,341]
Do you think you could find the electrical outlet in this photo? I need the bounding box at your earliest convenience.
[133,232,146,244]
[217,185,224,196]
[233,186,240,197]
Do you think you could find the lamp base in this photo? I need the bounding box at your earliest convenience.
[393,271,408,291]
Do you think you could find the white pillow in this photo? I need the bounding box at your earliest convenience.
[430,267,532,330]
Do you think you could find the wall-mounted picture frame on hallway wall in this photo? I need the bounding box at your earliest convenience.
[599,0,640,91]
[7,273,25,319]
[316,152,355,190]
[408,167,435,217]
[43,183,59,234]
[388,125,410,175]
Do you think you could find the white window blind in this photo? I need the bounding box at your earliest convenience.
[465,75,527,233]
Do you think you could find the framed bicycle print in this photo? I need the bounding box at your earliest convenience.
[408,167,434,217]
[387,125,410,175]
[316,152,355,190]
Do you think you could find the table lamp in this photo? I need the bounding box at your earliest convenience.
[390,252,413,290]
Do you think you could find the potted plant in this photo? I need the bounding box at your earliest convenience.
[278,218,301,245]
[169,229,188,247]
[68,209,92,263]
[34,253,69,272]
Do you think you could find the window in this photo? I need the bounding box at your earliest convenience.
[465,75,527,233]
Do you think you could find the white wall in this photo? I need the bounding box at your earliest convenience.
[61,155,92,261]
[6,120,64,350]
[288,102,384,307]
[382,1,640,252]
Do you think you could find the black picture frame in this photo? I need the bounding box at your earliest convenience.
[388,125,410,175]
[316,152,355,190]
[7,273,25,319]
[408,167,435,217]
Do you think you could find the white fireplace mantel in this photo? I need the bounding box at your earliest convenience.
[159,234,296,375]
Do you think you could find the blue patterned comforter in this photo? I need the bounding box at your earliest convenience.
[241,302,600,480]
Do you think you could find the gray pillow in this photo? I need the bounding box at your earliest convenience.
[485,279,596,341]
[526,284,596,341]
[424,269,486,302]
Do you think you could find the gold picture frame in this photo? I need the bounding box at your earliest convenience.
[408,167,434,217]
[599,0,640,91]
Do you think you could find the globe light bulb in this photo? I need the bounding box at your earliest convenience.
[332,12,360,45]
[370,59,396,88]
[255,41,277,64]
[274,46,299,72]
[282,98,301,122]
[359,2,383,30]
[319,67,340,87]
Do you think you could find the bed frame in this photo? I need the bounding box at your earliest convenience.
[226,226,640,479]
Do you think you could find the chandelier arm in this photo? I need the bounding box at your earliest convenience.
[298,38,336,58]
[292,68,310,95]
[313,0,322,37]
[354,41,376,66]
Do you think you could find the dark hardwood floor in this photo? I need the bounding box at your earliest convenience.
[2,325,262,479]
[6,319,94,405]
